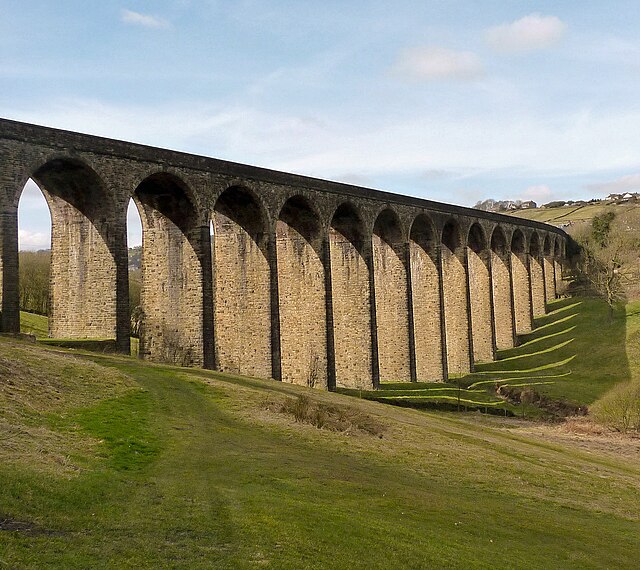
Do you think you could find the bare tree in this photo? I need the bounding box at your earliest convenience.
[573,212,639,319]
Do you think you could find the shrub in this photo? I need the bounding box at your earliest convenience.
[265,395,385,437]
[591,382,640,433]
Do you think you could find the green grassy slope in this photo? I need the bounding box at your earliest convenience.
[1,333,640,568]
[470,298,638,406]
[505,201,638,226]
[345,298,635,414]
[19,311,48,337]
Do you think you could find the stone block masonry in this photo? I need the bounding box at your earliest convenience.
[0,118,568,389]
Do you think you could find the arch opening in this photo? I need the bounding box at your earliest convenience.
[372,209,410,382]
[329,203,373,388]
[467,223,493,363]
[441,219,471,374]
[490,226,515,350]
[212,186,271,378]
[16,179,51,335]
[135,172,205,366]
[276,196,327,387]
[409,214,444,381]
[17,159,122,345]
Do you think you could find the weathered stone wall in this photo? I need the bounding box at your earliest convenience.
[530,254,545,317]
[409,219,444,381]
[372,210,410,382]
[276,199,327,388]
[0,118,569,390]
[212,188,271,378]
[467,247,494,363]
[511,251,532,334]
[491,231,515,350]
[329,206,373,389]
[441,221,471,374]
[47,197,117,339]
[544,257,556,302]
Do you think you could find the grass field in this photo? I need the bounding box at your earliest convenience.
[1,304,640,568]
[506,201,639,226]
[19,311,48,337]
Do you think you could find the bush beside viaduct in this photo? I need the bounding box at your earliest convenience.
[0,118,567,390]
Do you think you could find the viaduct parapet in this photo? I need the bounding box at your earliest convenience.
[0,118,568,389]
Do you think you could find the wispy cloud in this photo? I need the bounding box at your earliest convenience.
[121,9,170,29]
[485,14,565,53]
[393,46,484,81]
[587,173,640,195]
[18,229,49,251]
[519,184,552,202]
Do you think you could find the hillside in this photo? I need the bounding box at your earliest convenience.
[2,307,640,568]
[505,200,640,228]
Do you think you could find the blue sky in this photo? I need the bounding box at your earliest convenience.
[5,1,640,249]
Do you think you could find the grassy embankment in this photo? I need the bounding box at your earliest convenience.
[1,306,639,568]
[354,298,638,414]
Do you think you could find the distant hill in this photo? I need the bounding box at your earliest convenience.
[504,200,640,230]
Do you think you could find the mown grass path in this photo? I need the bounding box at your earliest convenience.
[1,346,640,569]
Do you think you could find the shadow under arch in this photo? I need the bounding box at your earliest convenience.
[276,194,327,388]
[409,213,444,381]
[212,185,271,378]
[24,157,127,348]
[490,225,515,350]
[529,231,546,316]
[511,229,533,334]
[441,218,472,374]
[134,171,208,367]
[329,201,374,389]
[467,222,494,363]
[372,208,410,382]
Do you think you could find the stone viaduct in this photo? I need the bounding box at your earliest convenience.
[0,118,568,390]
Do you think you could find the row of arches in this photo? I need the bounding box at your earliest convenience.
[5,157,565,390]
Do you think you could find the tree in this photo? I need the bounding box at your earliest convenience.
[18,250,50,315]
[573,212,639,319]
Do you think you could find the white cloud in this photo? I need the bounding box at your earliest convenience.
[519,184,552,202]
[18,229,49,251]
[393,47,484,81]
[485,14,565,53]
[587,173,640,195]
[8,99,640,198]
[121,9,169,29]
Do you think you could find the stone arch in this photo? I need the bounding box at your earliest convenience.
[372,208,410,382]
[212,185,271,378]
[409,214,444,381]
[490,225,515,350]
[24,157,125,345]
[511,229,533,334]
[467,223,494,363]
[329,202,373,389]
[529,232,546,316]
[440,218,471,374]
[276,195,327,388]
[135,172,208,367]
[542,234,556,302]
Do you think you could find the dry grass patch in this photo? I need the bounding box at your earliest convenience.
[264,394,386,437]
[0,337,138,474]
